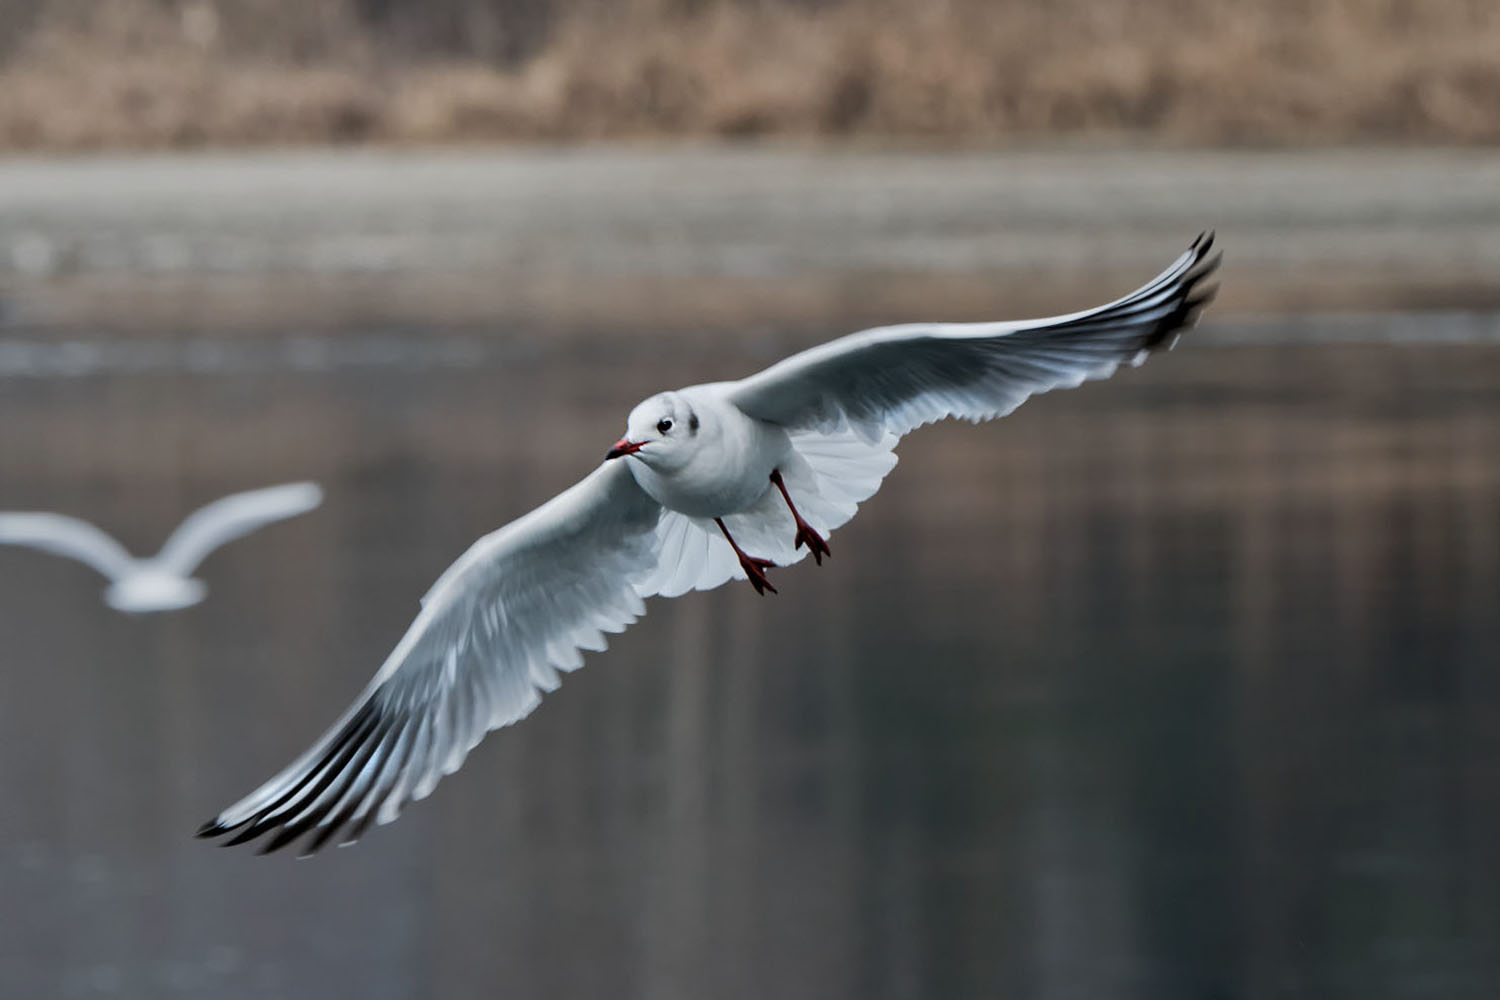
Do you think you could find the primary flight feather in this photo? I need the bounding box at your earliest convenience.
[199,234,1219,855]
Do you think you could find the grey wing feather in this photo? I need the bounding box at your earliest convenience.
[728,233,1219,438]
[156,482,324,575]
[196,462,664,855]
[0,513,137,580]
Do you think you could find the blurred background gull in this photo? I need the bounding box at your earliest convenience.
[0,3,1497,1000]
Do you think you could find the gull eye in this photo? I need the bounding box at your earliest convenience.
[656,418,673,434]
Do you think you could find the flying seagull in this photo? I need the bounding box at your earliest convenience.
[200,234,1219,855]
[0,482,323,613]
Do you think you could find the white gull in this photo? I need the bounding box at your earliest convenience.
[0,482,323,613]
[200,234,1219,854]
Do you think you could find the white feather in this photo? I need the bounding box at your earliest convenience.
[199,236,1218,854]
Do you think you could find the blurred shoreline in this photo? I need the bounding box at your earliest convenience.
[2,146,1498,334]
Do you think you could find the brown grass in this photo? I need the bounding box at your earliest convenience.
[1,0,1498,150]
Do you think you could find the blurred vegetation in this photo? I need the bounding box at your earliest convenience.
[0,0,1497,149]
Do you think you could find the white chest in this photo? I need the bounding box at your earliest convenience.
[628,411,790,518]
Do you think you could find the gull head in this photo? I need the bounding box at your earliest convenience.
[606,392,702,471]
[104,572,208,614]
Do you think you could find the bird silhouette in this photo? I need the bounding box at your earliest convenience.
[0,482,323,613]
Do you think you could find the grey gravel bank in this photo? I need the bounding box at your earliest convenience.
[0,146,1496,332]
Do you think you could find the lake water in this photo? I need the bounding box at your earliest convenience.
[0,317,1496,999]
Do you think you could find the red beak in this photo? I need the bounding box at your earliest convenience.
[605,438,645,460]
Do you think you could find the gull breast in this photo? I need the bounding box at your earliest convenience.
[632,404,789,518]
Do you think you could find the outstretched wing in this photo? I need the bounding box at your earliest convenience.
[728,233,1219,439]
[0,513,137,581]
[198,461,677,855]
[199,237,1220,856]
[156,482,324,575]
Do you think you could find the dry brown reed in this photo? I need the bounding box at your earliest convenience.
[0,0,1497,150]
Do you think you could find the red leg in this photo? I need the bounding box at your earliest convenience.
[769,469,831,565]
[715,517,778,595]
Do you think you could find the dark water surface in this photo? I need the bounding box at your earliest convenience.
[0,320,1496,999]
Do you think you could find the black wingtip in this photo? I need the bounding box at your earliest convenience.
[1128,235,1222,354]
[196,818,228,839]
[221,821,274,847]
[1186,283,1220,313]
[257,831,300,856]
[196,814,338,857]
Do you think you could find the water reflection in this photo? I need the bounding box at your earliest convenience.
[0,322,1496,999]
